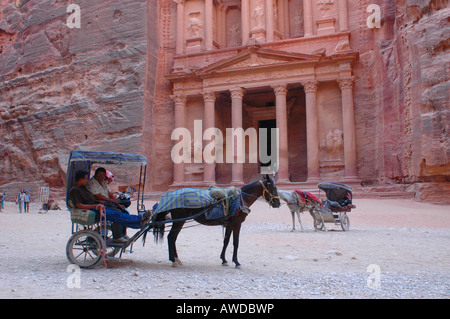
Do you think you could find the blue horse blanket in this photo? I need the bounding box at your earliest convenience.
[153,188,215,215]
[153,187,241,221]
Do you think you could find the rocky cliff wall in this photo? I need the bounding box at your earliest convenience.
[350,0,449,202]
[0,0,156,196]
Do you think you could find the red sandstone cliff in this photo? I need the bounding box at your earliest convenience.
[350,0,449,202]
[0,0,157,196]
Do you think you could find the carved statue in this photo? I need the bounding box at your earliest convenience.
[325,129,344,155]
[251,2,264,31]
[187,12,203,38]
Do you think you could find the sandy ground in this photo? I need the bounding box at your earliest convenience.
[0,198,449,299]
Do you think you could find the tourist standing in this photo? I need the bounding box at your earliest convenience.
[24,190,31,213]
[16,189,26,213]
[0,192,5,210]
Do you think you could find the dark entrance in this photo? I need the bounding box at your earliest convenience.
[258,119,277,169]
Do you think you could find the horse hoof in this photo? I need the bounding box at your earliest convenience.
[174,257,183,266]
[235,264,241,269]
[222,262,229,266]
[172,262,178,268]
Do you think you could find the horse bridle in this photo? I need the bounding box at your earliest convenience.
[259,180,280,207]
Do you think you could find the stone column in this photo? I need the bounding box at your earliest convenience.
[283,0,290,38]
[338,77,358,179]
[303,0,313,37]
[171,93,187,185]
[174,0,185,55]
[273,84,289,182]
[204,0,214,50]
[217,3,226,47]
[230,87,245,185]
[241,0,250,45]
[338,0,349,32]
[203,91,216,184]
[265,0,274,42]
[302,80,320,181]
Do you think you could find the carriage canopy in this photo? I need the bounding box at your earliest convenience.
[68,150,147,165]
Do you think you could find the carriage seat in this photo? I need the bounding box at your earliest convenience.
[325,200,342,209]
[68,200,98,225]
[323,200,356,212]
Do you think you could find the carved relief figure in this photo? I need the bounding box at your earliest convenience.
[316,0,335,16]
[324,128,344,159]
[229,23,241,47]
[187,12,203,38]
[251,1,264,31]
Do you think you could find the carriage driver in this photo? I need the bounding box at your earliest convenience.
[69,170,150,242]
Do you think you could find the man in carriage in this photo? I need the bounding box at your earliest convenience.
[69,170,150,242]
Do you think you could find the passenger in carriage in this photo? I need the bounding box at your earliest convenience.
[87,167,130,242]
[69,170,150,242]
[87,167,126,210]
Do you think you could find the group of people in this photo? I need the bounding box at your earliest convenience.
[16,189,31,213]
[70,168,151,243]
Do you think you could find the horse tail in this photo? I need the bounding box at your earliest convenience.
[152,212,166,243]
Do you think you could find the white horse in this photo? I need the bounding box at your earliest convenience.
[277,190,308,231]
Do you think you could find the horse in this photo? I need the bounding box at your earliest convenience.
[277,190,305,231]
[152,175,280,268]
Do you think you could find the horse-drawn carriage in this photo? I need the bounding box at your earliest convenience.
[278,182,356,231]
[65,150,150,268]
[311,182,356,231]
[65,150,280,269]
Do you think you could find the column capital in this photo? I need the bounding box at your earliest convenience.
[202,91,216,103]
[272,84,288,95]
[301,79,319,93]
[230,87,245,99]
[337,76,355,89]
[170,94,187,104]
[173,0,185,4]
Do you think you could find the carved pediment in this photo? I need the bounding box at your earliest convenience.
[195,47,322,77]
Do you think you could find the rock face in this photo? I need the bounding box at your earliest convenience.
[0,0,157,196]
[0,0,448,203]
[350,0,449,202]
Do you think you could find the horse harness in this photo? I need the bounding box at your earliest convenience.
[259,180,280,206]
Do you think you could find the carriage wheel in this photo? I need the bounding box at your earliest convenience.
[314,219,324,231]
[66,230,105,268]
[340,214,350,231]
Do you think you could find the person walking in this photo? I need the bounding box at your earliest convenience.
[16,189,26,213]
[24,190,31,213]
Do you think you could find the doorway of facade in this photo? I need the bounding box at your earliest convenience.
[258,119,277,170]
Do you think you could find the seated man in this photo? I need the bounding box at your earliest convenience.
[87,167,125,209]
[87,167,129,242]
[69,170,149,242]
